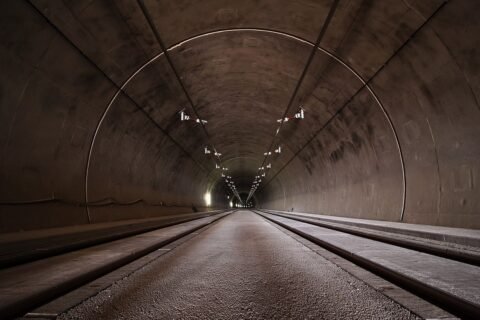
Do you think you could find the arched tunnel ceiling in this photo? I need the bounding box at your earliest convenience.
[30,0,443,191]
[1,0,479,230]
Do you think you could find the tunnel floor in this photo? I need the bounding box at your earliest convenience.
[59,211,418,320]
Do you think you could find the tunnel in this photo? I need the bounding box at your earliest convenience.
[1,0,479,231]
[0,1,480,319]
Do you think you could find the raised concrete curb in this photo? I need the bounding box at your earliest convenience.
[0,210,226,268]
[261,216,457,320]
[261,209,480,247]
[257,210,480,319]
[260,210,480,266]
[0,212,231,319]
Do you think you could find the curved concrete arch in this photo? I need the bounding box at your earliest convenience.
[1,0,479,231]
[87,28,404,220]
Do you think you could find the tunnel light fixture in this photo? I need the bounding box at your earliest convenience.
[261,173,266,177]
[204,147,211,154]
[180,110,208,124]
[294,107,305,119]
[276,107,304,124]
[258,167,264,170]
[204,192,211,207]
[266,163,271,169]
[221,173,225,178]
[222,167,228,171]
[195,118,208,124]
[214,151,222,157]
[275,146,282,154]
[180,110,191,121]
[264,151,271,156]
[216,164,220,169]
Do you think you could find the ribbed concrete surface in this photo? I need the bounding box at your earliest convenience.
[60,211,418,319]
[260,212,480,307]
[263,210,480,247]
[0,213,228,318]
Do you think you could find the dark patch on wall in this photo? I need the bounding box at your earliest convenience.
[329,142,345,163]
[326,126,339,141]
[350,131,363,153]
[316,139,324,151]
[305,162,313,175]
[419,83,444,114]
[366,123,375,140]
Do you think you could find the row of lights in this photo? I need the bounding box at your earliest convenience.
[180,109,243,206]
[224,174,242,204]
[246,106,305,202]
[232,203,253,208]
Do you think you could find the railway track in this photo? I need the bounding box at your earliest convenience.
[254,209,480,319]
[0,211,234,319]
[1,209,478,319]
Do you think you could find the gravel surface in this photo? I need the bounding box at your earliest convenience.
[60,211,419,320]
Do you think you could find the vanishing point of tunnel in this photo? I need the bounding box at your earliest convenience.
[0,0,479,319]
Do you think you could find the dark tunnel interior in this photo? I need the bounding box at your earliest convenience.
[1,0,479,233]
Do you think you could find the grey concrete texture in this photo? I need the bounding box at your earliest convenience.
[261,212,480,312]
[0,210,225,267]
[59,211,419,320]
[0,213,228,319]
[265,209,480,247]
[261,210,480,267]
[0,0,479,232]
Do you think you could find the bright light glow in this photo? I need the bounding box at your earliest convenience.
[229,201,233,208]
[204,192,211,206]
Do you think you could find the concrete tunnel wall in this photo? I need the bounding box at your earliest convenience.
[0,0,479,232]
